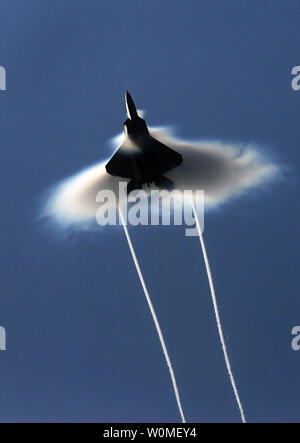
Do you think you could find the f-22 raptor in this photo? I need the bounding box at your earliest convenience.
[105,92,183,194]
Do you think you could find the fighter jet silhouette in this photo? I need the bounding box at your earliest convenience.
[105,92,183,194]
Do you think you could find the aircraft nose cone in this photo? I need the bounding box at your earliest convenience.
[125,91,138,120]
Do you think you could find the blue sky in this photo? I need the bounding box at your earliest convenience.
[0,0,300,422]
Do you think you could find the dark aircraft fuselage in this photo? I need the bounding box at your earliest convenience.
[124,116,156,185]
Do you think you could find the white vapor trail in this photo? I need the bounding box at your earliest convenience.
[118,207,186,423]
[191,201,246,423]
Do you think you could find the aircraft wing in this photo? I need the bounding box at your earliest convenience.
[105,137,183,179]
[105,142,136,178]
[148,136,183,175]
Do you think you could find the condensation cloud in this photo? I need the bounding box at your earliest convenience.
[41,126,280,230]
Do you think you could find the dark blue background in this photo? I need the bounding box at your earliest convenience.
[0,0,299,422]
